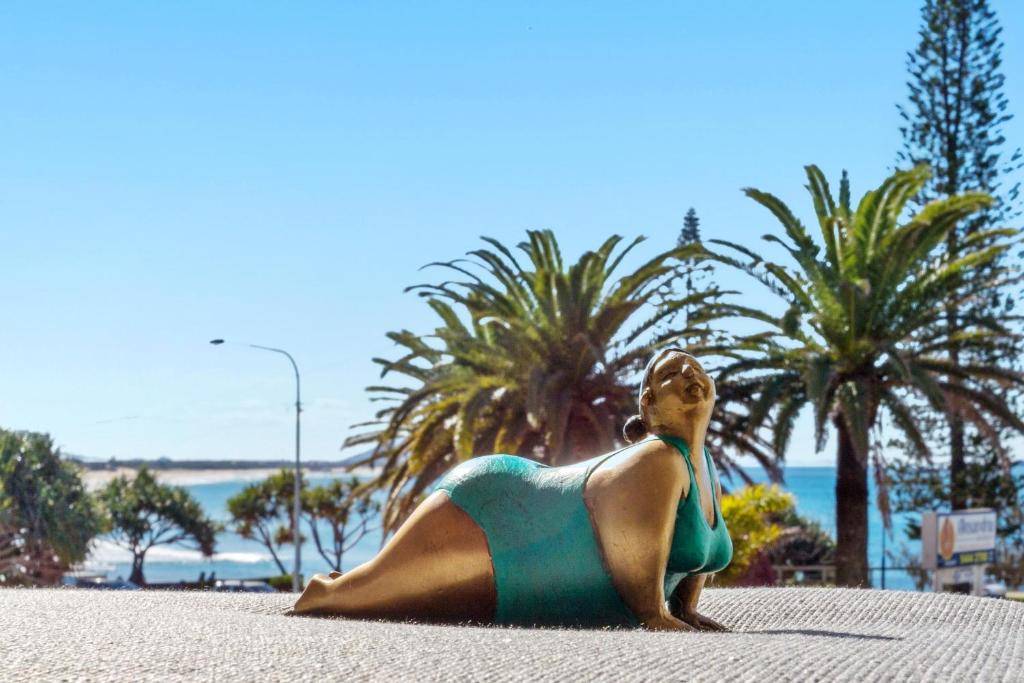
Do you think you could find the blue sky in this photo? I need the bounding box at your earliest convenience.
[1,2,1022,466]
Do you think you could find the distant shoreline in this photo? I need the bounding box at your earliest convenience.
[81,465,378,490]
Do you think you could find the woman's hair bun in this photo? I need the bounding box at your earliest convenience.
[622,414,648,444]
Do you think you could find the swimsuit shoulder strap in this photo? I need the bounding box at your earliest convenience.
[655,434,694,473]
[702,445,722,520]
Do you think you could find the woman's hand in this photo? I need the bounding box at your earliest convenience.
[643,610,697,631]
[669,574,729,631]
[678,610,729,632]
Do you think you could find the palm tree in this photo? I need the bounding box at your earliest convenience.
[346,230,779,532]
[694,164,1024,586]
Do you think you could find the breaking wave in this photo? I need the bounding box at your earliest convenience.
[86,538,271,565]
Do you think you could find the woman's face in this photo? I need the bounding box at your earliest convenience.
[642,350,716,435]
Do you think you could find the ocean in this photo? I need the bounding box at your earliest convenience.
[84,467,923,590]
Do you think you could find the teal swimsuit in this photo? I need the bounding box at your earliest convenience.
[433,435,733,627]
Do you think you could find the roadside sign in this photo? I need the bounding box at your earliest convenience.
[921,508,997,570]
[921,508,997,596]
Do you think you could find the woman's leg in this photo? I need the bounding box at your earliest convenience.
[292,491,497,622]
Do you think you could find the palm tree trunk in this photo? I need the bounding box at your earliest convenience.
[834,415,869,587]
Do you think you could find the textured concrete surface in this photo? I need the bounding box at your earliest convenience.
[2,587,1022,681]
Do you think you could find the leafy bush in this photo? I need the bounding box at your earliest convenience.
[993,539,1024,590]
[267,574,298,592]
[716,483,836,586]
[766,511,836,567]
[717,484,793,585]
[0,429,100,585]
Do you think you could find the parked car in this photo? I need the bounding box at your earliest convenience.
[212,579,276,593]
[64,576,140,590]
[983,579,1008,599]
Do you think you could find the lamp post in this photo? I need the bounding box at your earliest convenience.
[210,339,303,593]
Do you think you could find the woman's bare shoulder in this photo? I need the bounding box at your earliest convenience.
[586,438,687,491]
[627,437,682,461]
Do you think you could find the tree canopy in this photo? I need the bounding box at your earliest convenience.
[304,476,379,572]
[226,469,298,576]
[227,470,379,575]
[99,466,219,586]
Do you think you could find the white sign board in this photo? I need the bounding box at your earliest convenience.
[921,508,997,570]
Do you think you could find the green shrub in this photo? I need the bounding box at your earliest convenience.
[717,484,794,585]
[0,429,100,585]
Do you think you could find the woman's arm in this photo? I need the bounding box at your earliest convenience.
[584,440,693,631]
[669,455,728,631]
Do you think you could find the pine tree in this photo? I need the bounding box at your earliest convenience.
[674,208,712,337]
[678,207,701,247]
[894,0,1022,515]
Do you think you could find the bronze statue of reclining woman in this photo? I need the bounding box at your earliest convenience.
[293,348,732,630]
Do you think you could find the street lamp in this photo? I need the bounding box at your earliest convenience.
[210,338,303,593]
